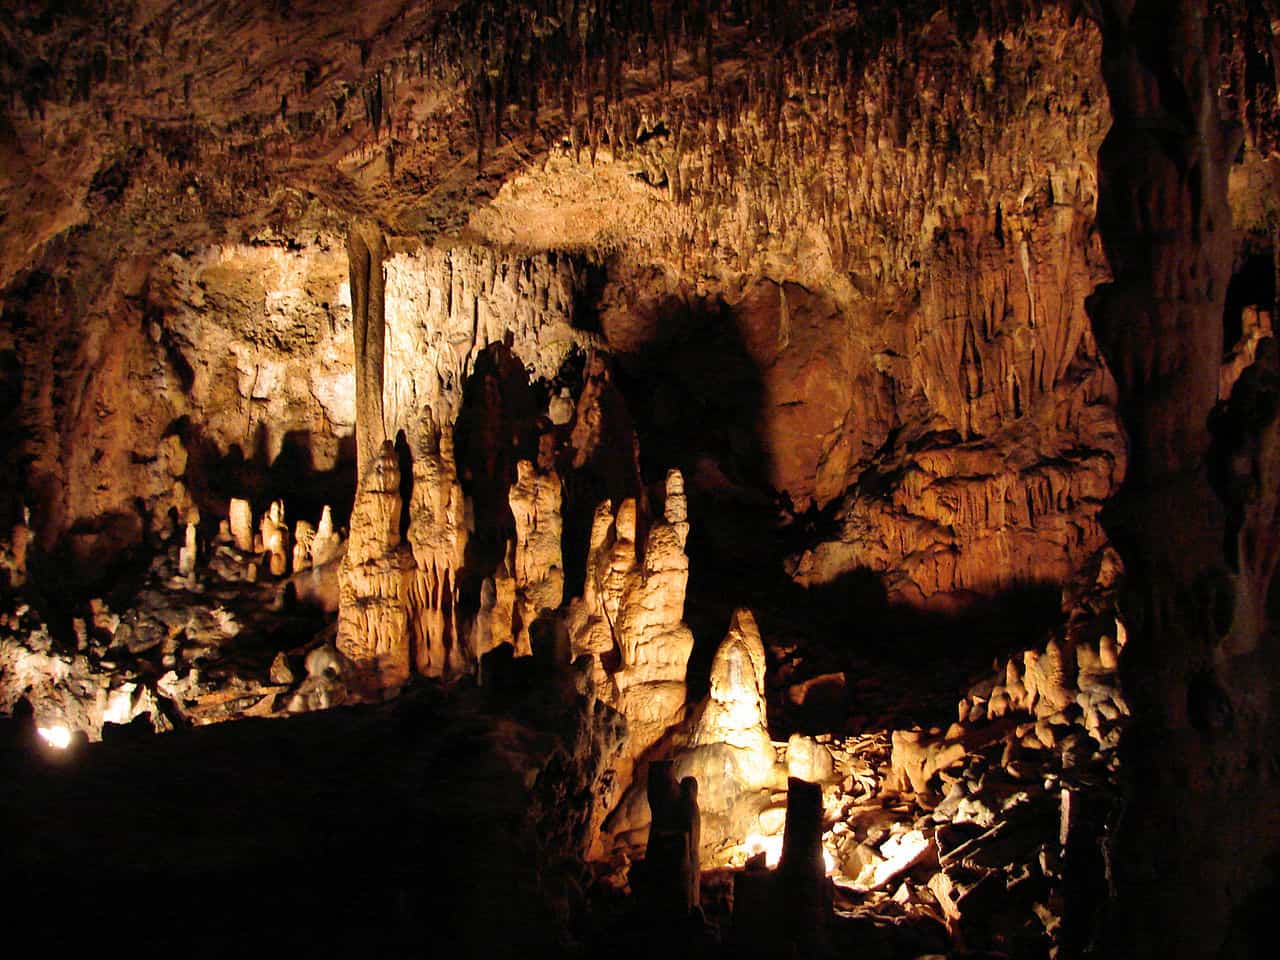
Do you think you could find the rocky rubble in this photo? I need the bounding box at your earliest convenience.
[780,626,1128,957]
[0,495,351,739]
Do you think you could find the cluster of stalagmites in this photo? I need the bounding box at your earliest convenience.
[0,491,355,739]
[601,554,1130,956]
[335,427,550,692]
[797,630,1129,955]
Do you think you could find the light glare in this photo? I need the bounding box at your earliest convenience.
[37,725,71,749]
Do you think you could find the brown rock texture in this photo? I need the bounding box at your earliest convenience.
[1088,2,1280,956]
[508,459,565,658]
[3,2,1280,947]
[568,471,696,851]
[570,470,695,748]
[337,439,413,692]
[404,414,470,678]
[602,607,782,859]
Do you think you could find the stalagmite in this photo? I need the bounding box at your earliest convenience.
[338,440,412,692]
[229,498,254,553]
[338,220,413,693]
[631,760,702,918]
[311,506,341,567]
[260,500,289,577]
[405,412,470,677]
[347,221,389,483]
[1088,3,1272,954]
[571,470,697,855]
[508,458,564,658]
[292,520,315,572]
[688,608,774,786]
[570,469,694,753]
[178,521,197,577]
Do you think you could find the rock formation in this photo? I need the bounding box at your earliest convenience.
[508,459,564,658]
[405,413,470,677]
[569,471,694,755]
[630,760,702,919]
[602,608,782,860]
[2,0,1280,952]
[1088,2,1280,954]
[686,609,776,790]
[338,439,413,692]
[259,500,289,577]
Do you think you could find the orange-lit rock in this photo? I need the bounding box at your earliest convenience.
[337,441,413,693]
[405,414,470,678]
[508,459,565,658]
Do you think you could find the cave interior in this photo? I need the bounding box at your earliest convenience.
[3,1,1280,957]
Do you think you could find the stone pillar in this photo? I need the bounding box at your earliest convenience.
[731,777,832,954]
[1089,3,1279,955]
[776,776,831,949]
[347,220,388,483]
[632,761,701,919]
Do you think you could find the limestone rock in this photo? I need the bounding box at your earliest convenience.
[269,652,294,685]
[405,414,470,678]
[310,507,343,568]
[887,730,967,796]
[337,441,413,692]
[259,500,289,577]
[570,470,694,754]
[689,608,775,786]
[292,520,315,573]
[787,734,836,785]
[603,608,782,857]
[508,459,564,658]
[229,499,254,553]
[177,522,198,577]
[472,561,517,665]
[286,644,349,713]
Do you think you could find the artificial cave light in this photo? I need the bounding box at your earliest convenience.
[37,724,71,749]
[741,830,837,875]
[742,832,782,867]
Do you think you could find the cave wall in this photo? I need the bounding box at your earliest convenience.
[2,3,1280,947]
[1090,2,1280,956]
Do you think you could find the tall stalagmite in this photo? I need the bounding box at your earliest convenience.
[406,412,470,677]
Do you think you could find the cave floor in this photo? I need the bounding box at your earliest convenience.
[2,684,574,957]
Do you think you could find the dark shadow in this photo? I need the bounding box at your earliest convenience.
[612,293,771,496]
[553,350,645,600]
[0,348,24,531]
[603,293,777,704]
[452,338,553,627]
[1222,249,1275,353]
[587,289,1071,736]
[175,420,357,535]
[394,429,413,540]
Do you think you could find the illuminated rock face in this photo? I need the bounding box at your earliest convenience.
[508,459,564,658]
[688,608,775,789]
[565,472,696,852]
[2,2,1280,944]
[569,471,694,754]
[602,607,784,859]
[337,440,414,692]
[786,215,1126,606]
[405,415,469,677]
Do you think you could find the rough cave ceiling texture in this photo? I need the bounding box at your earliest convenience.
[4,0,1280,954]
[4,0,1277,604]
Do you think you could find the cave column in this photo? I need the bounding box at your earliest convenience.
[1089,2,1278,955]
[338,221,413,694]
[348,221,388,483]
